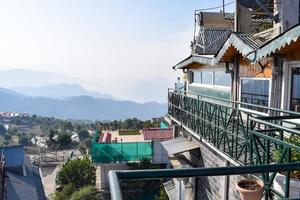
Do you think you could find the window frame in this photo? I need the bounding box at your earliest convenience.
[282,61,300,112]
[239,77,272,115]
[189,68,231,91]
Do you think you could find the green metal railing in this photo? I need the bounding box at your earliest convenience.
[167,88,300,199]
[109,163,300,200]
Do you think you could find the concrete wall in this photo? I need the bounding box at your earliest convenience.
[196,141,242,200]
[178,128,242,200]
[97,163,129,190]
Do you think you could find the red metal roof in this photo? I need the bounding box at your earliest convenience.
[98,132,111,143]
[143,128,173,140]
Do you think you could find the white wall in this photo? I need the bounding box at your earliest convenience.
[152,140,169,164]
[97,163,129,190]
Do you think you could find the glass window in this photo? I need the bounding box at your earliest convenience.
[201,71,213,85]
[193,71,202,84]
[290,68,300,112]
[214,71,231,87]
[240,79,269,113]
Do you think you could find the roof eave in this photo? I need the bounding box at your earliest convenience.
[215,33,255,62]
[247,24,300,62]
[173,54,214,70]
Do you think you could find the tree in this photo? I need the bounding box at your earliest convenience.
[4,134,11,141]
[0,125,7,135]
[127,158,159,170]
[56,158,96,189]
[62,121,74,131]
[57,132,72,147]
[69,186,102,200]
[78,129,89,141]
[19,135,30,146]
[53,183,75,200]
[82,137,92,152]
[48,129,58,146]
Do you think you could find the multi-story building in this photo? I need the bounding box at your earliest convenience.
[108,1,300,200]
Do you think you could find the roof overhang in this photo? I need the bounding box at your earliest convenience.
[247,24,300,62]
[216,33,262,63]
[173,54,214,70]
[161,136,199,156]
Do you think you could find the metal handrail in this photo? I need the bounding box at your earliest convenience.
[109,163,300,200]
[168,88,300,199]
[168,88,300,117]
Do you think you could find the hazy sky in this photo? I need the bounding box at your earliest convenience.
[0,0,233,103]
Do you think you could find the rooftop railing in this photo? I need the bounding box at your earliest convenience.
[91,131,153,163]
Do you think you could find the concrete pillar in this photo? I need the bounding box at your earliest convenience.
[270,56,283,111]
[231,58,240,108]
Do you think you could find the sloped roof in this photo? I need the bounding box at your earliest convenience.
[247,23,300,62]
[194,27,232,55]
[5,160,46,200]
[161,136,199,156]
[216,33,265,62]
[143,128,173,140]
[173,54,214,70]
[98,132,112,143]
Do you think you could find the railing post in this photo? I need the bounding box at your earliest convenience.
[284,148,291,198]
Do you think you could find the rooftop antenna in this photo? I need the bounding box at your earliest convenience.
[223,0,225,16]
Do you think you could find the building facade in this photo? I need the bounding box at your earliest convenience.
[165,1,300,199]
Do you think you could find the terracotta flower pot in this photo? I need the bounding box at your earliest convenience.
[236,179,264,200]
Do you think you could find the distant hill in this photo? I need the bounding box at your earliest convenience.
[12,83,113,99]
[0,88,166,120]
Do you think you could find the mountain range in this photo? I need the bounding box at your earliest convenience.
[0,88,166,121]
[12,83,113,99]
[0,69,167,120]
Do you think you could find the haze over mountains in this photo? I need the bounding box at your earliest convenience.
[12,83,113,99]
[0,69,166,120]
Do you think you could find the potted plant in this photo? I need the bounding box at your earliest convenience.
[273,135,300,198]
[236,179,264,200]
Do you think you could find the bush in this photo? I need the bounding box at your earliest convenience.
[118,130,140,136]
[274,135,300,179]
[155,183,169,200]
[57,132,72,147]
[53,183,75,200]
[19,135,30,146]
[78,129,89,140]
[69,186,102,200]
[0,125,7,135]
[56,158,96,189]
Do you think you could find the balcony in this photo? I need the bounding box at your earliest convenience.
[108,89,300,200]
[167,88,300,198]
